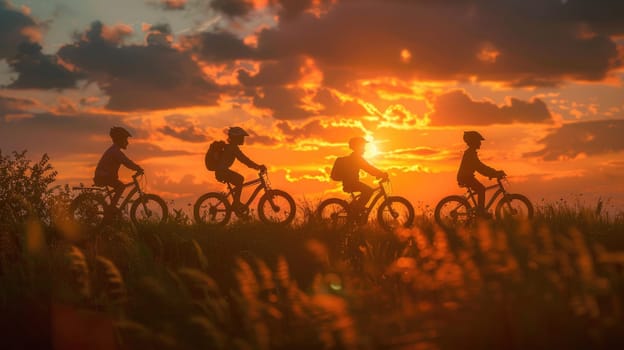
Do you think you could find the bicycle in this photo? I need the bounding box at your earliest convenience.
[434,176,533,230]
[194,170,296,226]
[70,172,168,228]
[316,178,415,232]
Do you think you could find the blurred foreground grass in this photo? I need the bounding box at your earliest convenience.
[1,202,624,350]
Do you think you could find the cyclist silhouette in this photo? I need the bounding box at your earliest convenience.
[93,126,143,209]
[215,127,266,213]
[457,131,505,217]
[340,137,388,216]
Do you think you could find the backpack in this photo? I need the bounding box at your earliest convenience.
[330,156,349,181]
[204,141,226,171]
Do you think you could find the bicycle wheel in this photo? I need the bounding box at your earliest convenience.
[130,194,168,225]
[70,192,107,229]
[194,192,231,226]
[317,198,350,230]
[434,195,472,230]
[377,196,415,231]
[495,194,533,221]
[258,189,296,225]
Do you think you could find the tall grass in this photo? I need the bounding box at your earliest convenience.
[1,201,624,349]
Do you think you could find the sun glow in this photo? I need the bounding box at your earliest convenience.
[365,141,380,159]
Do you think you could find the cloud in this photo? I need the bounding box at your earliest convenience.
[0,1,39,60]
[525,119,624,161]
[185,31,255,62]
[246,129,280,146]
[148,0,187,11]
[197,0,622,87]
[0,111,194,167]
[211,0,254,17]
[158,115,208,143]
[276,119,364,143]
[428,90,553,126]
[0,94,36,114]
[6,42,81,89]
[57,21,221,111]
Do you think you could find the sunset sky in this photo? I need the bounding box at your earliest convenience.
[1,0,623,212]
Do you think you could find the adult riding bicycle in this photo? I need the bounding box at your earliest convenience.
[194,169,296,226]
[70,172,168,228]
[434,176,533,230]
[317,177,414,232]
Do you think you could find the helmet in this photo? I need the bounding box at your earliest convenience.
[348,136,367,149]
[110,126,132,140]
[463,131,484,145]
[227,126,249,137]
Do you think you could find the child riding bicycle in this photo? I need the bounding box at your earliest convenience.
[332,137,388,220]
[457,131,506,217]
[94,126,143,209]
[211,127,266,214]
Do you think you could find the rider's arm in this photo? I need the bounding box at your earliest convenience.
[116,148,142,172]
[471,152,498,178]
[234,147,262,170]
[358,156,386,178]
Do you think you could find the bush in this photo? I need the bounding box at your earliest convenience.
[0,150,59,226]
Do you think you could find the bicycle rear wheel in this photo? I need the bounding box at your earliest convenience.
[377,196,415,231]
[70,192,107,229]
[194,192,231,226]
[434,195,472,230]
[258,189,296,225]
[131,194,168,225]
[317,198,350,230]
[495,194,533,221]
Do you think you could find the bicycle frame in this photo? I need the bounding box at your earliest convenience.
[223,171,270,207]
[73,174,145,212]
[350,179,390,215]
[464,178,507,211]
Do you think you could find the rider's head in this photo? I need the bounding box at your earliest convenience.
[227,126,249,145]
[463,131,484,149]
[110,126,132,149]
[348,136,368,155]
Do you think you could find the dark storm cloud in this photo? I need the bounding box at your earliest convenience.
[7,42,81,89]
[57,21,221,111]
[429,90,553,126]
[158,115,208,143]
[525,119,624,161]
[0,0,38,60]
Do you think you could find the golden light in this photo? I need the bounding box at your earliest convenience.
[364,139,380,159]
[400,49,412,63]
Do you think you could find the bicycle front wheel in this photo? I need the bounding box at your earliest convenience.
[377,196,415,231]
[194,192,231,226]
[434,195,472,230]
[495,194,533,221]
[258,189,296,225]
[70,192,107,229]
[130,194,168,225]
[317,198,350,230]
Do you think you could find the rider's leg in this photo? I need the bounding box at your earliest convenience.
[109,180,125,208]
[464,177,486,215]
[347,181,373,212]
[217,169,244,208]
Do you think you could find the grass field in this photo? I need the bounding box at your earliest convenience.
[2,200,624,350]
